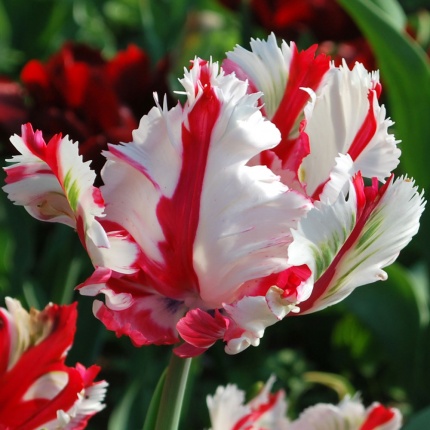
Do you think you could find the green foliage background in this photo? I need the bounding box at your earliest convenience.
[0,0,429,428]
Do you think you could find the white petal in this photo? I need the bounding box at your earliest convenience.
[300,63,400,196]
[207,384,250,430]
[225,33,292,118]
[223,286,299,355]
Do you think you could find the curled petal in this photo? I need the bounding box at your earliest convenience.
[223,291,292,354]
[3,123,108,250]
[290,175,425,314]
[175,309,230,357]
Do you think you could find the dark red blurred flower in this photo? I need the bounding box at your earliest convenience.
[220,0,361,41]
[219,0,376,69]
[317,38,376,70]
[0,42,172,179]
[0,78,28,152]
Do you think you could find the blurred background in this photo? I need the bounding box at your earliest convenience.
[0,0,429,428]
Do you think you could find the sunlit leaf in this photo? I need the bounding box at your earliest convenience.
[337,0,430,190]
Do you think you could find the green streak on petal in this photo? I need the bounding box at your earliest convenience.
[312,230,343,280]
[323,210,386,299]
[63,169,79,213]
[356,210,384,252]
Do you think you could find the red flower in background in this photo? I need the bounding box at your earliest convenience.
[0,42,172,178]
[219,0,376,69]
[0,78,28,152]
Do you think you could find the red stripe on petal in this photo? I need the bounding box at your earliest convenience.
[360,404,395,430]
[155,64,221,298]
[232,391,283,430]
[298,174,393,313]
[14,368,83,430]
[271,45,329,169]
[21,123,48,159]
[348,89,378,161]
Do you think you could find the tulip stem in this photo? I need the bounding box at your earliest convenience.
[154,352,192,430]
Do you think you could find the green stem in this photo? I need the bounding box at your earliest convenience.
[154,352,192,430]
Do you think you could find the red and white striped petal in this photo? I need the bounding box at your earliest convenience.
[100,59,310,308]
[289,396,401,430]
[223,287,300,354]
[289,175,425,314]
[3,124,108,250]
[42,365,108,430]
[300,62,400,199]
[224,33,329,122]
[224,33,330,177]
[175,265,312,357]
[207,376,289,430]
[0,299,107,429]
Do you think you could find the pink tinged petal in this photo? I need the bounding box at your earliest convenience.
[3,124,109,250]
[87,271,185,346]
[290,174,425,314]
[78,269,183,346]
[300,62,400,199]
[175,308,230,357]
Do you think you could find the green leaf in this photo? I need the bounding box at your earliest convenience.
[403,406,430,429]
[337,0,430,190]
[369,0,406,30]
[343,263,424,403]
[142,368,167,430]
[108,380,141,430]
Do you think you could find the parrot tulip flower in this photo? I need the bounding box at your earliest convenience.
[207,378,402,430]
[3,34,424,357]
[0,298,107,430]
